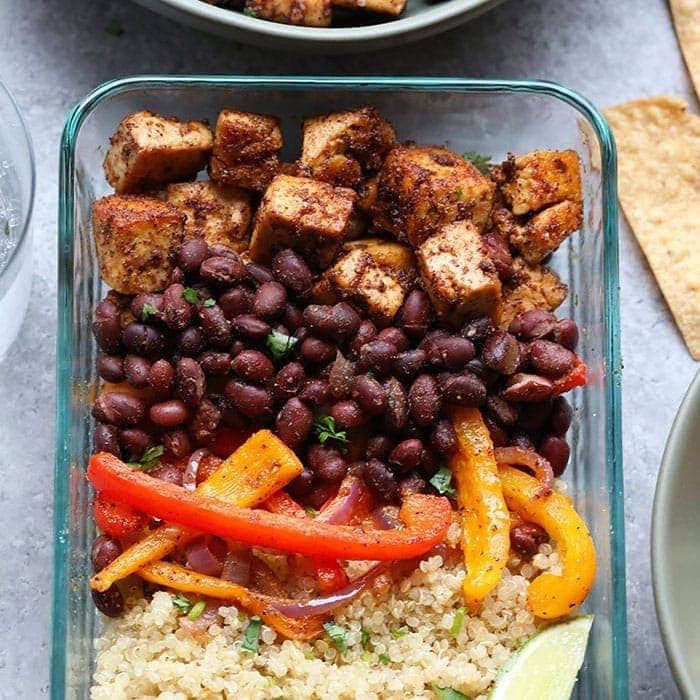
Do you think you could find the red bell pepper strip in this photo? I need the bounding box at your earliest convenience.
[552,357,587,397]
[92,492,148,539]
[87,452,452,561]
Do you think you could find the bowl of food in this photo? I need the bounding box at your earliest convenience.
[53,76,625,699]
[134,0,505,52]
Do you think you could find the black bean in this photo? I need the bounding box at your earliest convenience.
[465,358,500,387]
[382,377,409,433]
[209,244,241,260]
[365,435,394,460]
[301,336,337,364]
[332,303,362,340]
[303,305,336,338]
[528,340,576,377]
[177,327,205,356]
[298,378,330,406]
[511,522,549,556]
[149,400,189,427]
[276,398,314,449]
[97,354,125,383]
[118,428,154,459]
[308,444,347,482]
[148,359,175,398]
[252,281,288,320]
[150,462,185,486]
[539,435,570,476]
[429,419,457,456]
[460,317,495,348]
[329,400,364,429]
[131,293,164,323]
[198,351,232,375]
[283,303,304,331]
[287,468,315,498]
[92,586,124,617]
[549,396,573,435]
[482,232,514,280]
[94,423,120,456]
[171,266,185,285]
[225,380,273,422]
[485,416,509,447]
[552,319,579,350]
[348,319,378,356]
[92,392,145,427]
[486,395,519,427]
[431,336,476,370]
[398,290,431,339]
[508,433,537,451]
[271,249,313,294]
[273,363,306,401]
[502,373,554,403]
[358,340,397,376]
[294,326,309,343]
[351,375,387,416]
[231,349,275,383]
[200,255,248,286]
[246,261,275,285]
[218,287,251,320]
[175,358,206,407]
[210,394,248,430]
[393,349,427,382]
[400,472,428,496]
[363,459,399,503]
[509,309,556,340]
[377,327,409,352]
[162,429,191,458]
[441,372,486,407]
[482,331,521,375]
[162,284,193,331]
[408,374,441,426]
[122,323,166,358]
[92,300,122,353]
[389,438,424,473]
[177,238,210,275]
[123,354,151,388]
[231,315,270,343]
[91,535,123,573]
[198,304,231,346]
[517,401,553,433]
[188,398,222,444]
[420,448,440,477]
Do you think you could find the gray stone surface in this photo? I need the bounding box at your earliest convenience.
[0,0,697,696]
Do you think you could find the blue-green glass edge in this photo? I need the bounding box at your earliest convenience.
[52,75,627,698]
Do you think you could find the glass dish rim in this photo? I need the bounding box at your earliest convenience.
[53,74,626,699]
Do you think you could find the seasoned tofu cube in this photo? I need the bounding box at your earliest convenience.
[374,146,496,247]
[245,0,331,26]
[249,175,356,268]
[166,181,251,252]
[329,249,406,325]
[356,175,379,214]
[92,195,185,294]
[342,238,416,290]
[103,111,213,194]
[209,110,283,192]
[300,108,397,188]
[332,0,406,16]
[417,221,501,326]
[310,274,341,305]
[497,150,582,215]
[496,258,568,327]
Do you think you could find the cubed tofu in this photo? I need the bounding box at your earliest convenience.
[209,110,283,192]
[417,221,501,326]
[245,0,331,25]
[498,150,582,215]
[496,258,568,327]
[300,108,397,188]
[332,0,406,16]
[249,175,356,268]
[328,249,406,325]
[103,111,213,194]
[92,195,185,294]
[342,238,416,290]
[357,175,379,214]
[374,146,496,247]
[166,181,252,252]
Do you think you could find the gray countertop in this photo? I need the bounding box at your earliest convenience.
[0,0,697,696]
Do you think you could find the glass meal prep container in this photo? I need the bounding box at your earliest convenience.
[53,76,626,699]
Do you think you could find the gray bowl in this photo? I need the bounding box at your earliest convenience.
[652,370,700,698]
[134,0,504,52]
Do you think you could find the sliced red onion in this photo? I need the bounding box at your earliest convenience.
[220,546,252,586]
[183,448,210,491]
[185,535,226,577]
[317,475,369,525]
[494,446,554,497]
[370,506,401,531]
[271,563,388,619]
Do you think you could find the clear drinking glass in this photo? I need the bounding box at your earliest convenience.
[53,76,626,699]
[0,77,34,361]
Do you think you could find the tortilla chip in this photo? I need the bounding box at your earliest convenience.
[604,97,700,359]
[669,0,700,98]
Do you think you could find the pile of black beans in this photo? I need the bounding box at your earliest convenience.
[92,238,579,507]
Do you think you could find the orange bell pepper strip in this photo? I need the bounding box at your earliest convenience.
[498,465,597,619]
[87,453,452,561]
[449,406,511,611]
[264,491,349,593]
[92,492,148,539]
[552,356,587,397]
[91,430,302,592]
[138,560,324,641]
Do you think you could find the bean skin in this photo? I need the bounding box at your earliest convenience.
[198,351,233,376]
[348,319,377,356]
[97,354,124,383]
[176,327,205,357]
[509,309,556,340]
[188,398,222,444]
[351,374,387,416]
[273,363,306,401]
[148,359,175,398]
[389,438,424,473]
[382,377,409,433]
[431,336,476,370]
[118,428,154,459]
[283,303,304,332]
[150,463,185,486]
[377,327,409,353]
[162,284,193,331]
[539,435,570,476]
[272,249,313,294]
[287,468,315,498]
[460,317,495,348]
[231,349,275,383]
[246,262,275,285]
[162,429,191,458]
[365,435,394,460]
[508,433,537,451]
[122,323,166,358]
[92,392,145,427]
[358,340,397,376]
[363,459,399,503]
[400,472,428,496]
[198,304,231,346]
[482,232,514,280]
[393,349,427,382]
[298,378,330,407]
[552,319,579,350]
[511,522,549,556]
[481,331,521,375]
[517,401,552,433]
[330,400,365,429]
[549,396,573,435]
[231,315,271,343]
[200,256,248,286]
[429,419,457,456]
[486,395,519,427]
[303,305,336,339]
[308,444,347,482]
[92,300,122,353]
[175,358,206,407]
[398,290,431,339]
[502,373,554,403]
[484,416,509,447]
[330,303,361,340]
[91,535,122,573]
[177,238,210,275]
[219,286,253,319]
[408,375,441,426]
[149,400,190,427]
[131,293,164,323]
[94,423,120,456]
[441,372,487,407]
[225,380,273,422]
[252,281,288,320]
[276,398,314,449]
[92,586,124,617]
[301,336,337,364]
[528,340,575,377]
[123,354,151,388]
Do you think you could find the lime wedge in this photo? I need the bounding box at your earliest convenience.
[488,615,593,700]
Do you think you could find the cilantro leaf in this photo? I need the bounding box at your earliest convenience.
[323,621,348,655]
[304,505,317,517]
[243,7,257,16]
[242,615,263,654]
[391,628,408,639]
[431,685,472,700]
[172,593,192,614]
[454,187,464,197]
[203,298,216,307]
[187,601,206,621]
[450,606,466,636]
[141,303,158,320]
[361,627,372,650]
[266,330,299,361]
[182,287,201,304]
[378,653,390,665]
[313,415,348,445]
[429,464,456,498]
[462,151,492,175]
[127,444,164,473]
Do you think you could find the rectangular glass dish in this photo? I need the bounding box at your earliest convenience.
[53,76,626,699]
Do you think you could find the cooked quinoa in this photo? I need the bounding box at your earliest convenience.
[91,541,561,700]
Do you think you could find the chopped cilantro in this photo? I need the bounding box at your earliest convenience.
[266,330,299,361]
[391,628,407,639]
[429,464,456,498]
[203,298,216,307]
[187,601,206,621]
[141,303,158,320]
[450,607,466,636]
[313,415,348,446]
[361,627,372,650]
[127,444,164,473]
[378,653,390,665]
[242,615,262,654]
[454,187,464,197]
[105,18,124,36]
[304,505,317,517]
[182,287,201,304]
[323,622,348,655]
[172,593,192,614]
[305,649,316,660]
[462,151,492,175]
[243,7,258,16]
[361,650,371,662]
[431,685,472,700]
